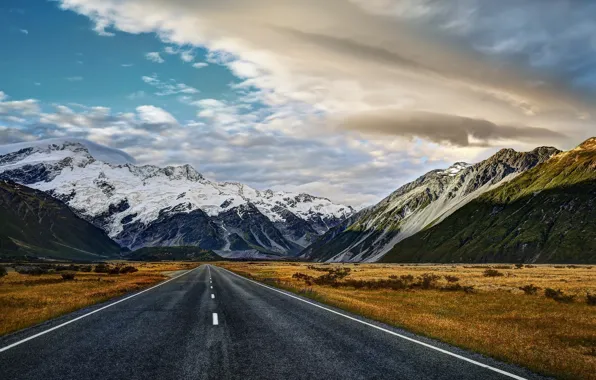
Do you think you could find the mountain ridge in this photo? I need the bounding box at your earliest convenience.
[0,180,122,260]
[301,144,561,262]
[0,140,354,257]
[381,137,596,263]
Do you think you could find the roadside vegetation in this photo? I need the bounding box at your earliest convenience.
[0,262,198,336]
[218,262,596,380]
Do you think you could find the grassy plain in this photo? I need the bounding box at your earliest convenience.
[218,262,596,380]
[0,262,198,337]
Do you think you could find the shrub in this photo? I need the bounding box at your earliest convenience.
[94,264,110,273]
[444,275,460,283]
[292,272,314,285]
[519,284,539,295]
[515,264,524,269]
[79,265,92,272]
[492,265,512,269]
[15,266,48,275]
[0,266,7,277]
[441,283,463,292]
[544,288,575,303]
[55,264,78,272]
[61,272,76,281]
[463,286,476,294]
[587,293,596,306]
[417,273,441,289]
[119,266,138,274]
[483,269,504,277]
[108,267,121,275]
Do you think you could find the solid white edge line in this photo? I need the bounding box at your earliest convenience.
[0,266,201,353]
[217,266,527,380]
[212,313,219,325]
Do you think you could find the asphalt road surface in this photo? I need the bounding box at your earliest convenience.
[0,265,547,380]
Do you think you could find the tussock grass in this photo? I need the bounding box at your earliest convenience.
[0,262,198,336]
[218,262,596,380]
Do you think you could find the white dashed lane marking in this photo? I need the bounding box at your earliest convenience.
[212,313,219,326]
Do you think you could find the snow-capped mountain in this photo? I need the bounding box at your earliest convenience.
[0,140,354,257]
[301,146,561,262]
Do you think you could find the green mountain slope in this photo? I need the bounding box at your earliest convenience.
[381,138,596,264]
[0,181,122,260]
[127,246,224,261]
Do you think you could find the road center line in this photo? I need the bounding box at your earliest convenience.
[211,294,215,299]
[212,313,219,325]
[216,266,527,380]
[0,266,201,353]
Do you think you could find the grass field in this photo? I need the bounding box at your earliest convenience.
[0,262,198,337]
[217,262,596,380]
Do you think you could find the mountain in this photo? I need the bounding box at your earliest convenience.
[0,140,354,257]
[302,146,560,262]
[381,138,596,264]
[0,180,121,261]
[127,246,224,262]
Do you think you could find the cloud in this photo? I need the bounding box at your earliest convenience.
[66,76,83,81]
[340,110,565,147]
[126,90,146,100]
[121,63,134,67]
[141,74,199,96]
[19,29,29,35]
[29,1,596,204]
[0,127,37,144]
[180,51,194,62]
[192,62,208,69]
[136,105,178,125]
[145,52,164,63]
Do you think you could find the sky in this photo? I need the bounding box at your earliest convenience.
[0,0,595,206]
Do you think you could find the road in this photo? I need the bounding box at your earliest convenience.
[0,264,546,380]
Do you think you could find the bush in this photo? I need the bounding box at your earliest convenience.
[293,272,314,285]
[417,273,441,289]
[119,266,139,274]
[108,267,121,275]
[55,264,78,272]
[79,265,92,272]
[15,266,48,275]
[441,283,463,292]
[94,264,110,273]
[587,293,596,306]
[519,284,539,295]
[463,286,476,294]
[444,275,460,283]
[61,272,76,281]
[483,269,504,277]
[0,266,7,277]
[515,264,524,269]
[544,288,575,303]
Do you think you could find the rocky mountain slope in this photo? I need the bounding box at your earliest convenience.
[381,138,596,264]
[0,181,121,260]
[302,146,560,262]
[0,140,354,257]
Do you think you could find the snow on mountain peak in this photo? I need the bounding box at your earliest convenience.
[438,162,470,176]
[0,138,135,165]
[0,139,354,255]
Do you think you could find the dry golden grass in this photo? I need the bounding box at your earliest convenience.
[218,262,596,380]
[0,262,198,337]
